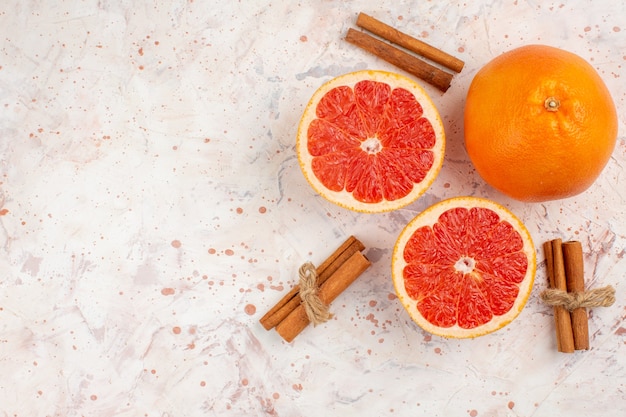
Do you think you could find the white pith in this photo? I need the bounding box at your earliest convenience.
[454,256,476,274]
[361,137,382,154]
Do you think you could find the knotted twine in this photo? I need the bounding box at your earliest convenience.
[298,262,333,326]
[540,285,616,311]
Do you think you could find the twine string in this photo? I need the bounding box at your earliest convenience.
[298,262,332,326]
[540,285,616,311]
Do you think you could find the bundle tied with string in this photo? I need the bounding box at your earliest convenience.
[542,239,616,352]
[260,236,371,342]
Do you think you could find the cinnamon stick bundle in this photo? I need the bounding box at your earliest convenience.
[345,28,453,92]
[543,239,590,352]
[276,250,370,342]
[356,13,464,73]
[260,236,370,342]
[345,12,465,92]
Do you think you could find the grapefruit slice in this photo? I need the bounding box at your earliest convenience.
[391,197,536,338]
[296,70,445,213]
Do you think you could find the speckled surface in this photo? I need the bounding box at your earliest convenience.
[1,1,625,416]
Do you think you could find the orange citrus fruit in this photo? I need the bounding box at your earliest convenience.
[464,44,618,202]
[296,70,445,213]
[391,197,536,338]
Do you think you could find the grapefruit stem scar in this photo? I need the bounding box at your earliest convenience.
[544,97,560,111]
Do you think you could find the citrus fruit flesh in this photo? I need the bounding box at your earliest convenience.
[297,70,445,213]
[392,197,536,338]
[464,44,618,202]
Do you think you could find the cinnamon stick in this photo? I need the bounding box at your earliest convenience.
[356,13,464,73]
[543,241,561,352]
[345,28,453,92]
[562,241,590,350]
[259,236,365,330]
[275,250,371,342]
[545,239,575,353]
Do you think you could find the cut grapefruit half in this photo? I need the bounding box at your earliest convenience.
[296,70,445,213]
[392,197,536,338]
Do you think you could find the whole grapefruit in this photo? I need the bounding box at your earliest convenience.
[464,44,618,202]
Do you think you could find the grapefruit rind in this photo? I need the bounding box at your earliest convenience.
[296,70,446,213]
[391,196,536,339]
